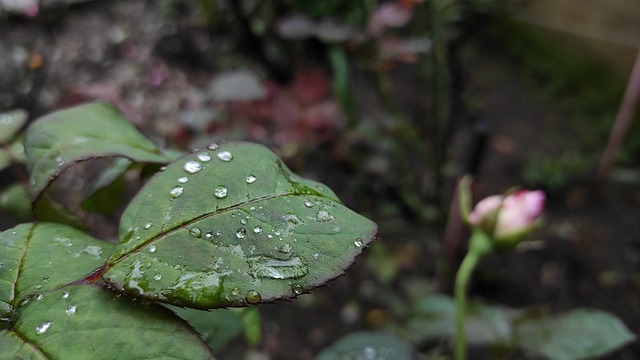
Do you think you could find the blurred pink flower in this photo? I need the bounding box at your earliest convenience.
[368,2,413,36]
[469,190,545,239]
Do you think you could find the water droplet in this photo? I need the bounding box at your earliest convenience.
[153,273,162,281]
[253,226,262,234]
[159,166,167,171]
[304,200,314,208]
[267,234,273,239]
[196,151,211,162]
[170,185,184,198]
[55,156,64,166]
[213,185,228,199]
[148,245,157,253]
[246,290,261,304]
[316,210,333,222]
[65,305,77,315]
[246,175,256,183]
[61,291,69,299]
[279,243,293,253]
[231,287,240,296]
[250,206,256,211]
[207,143,220,150]
[144,222,153,230]
[42,276,50,282]
[354,238,364,248]
[205,230,214,239]
[363,346,377,360]
[313,253,320,260]
[240,218,248,225]
[178,176,189,184]
[292,284,304,295]
[189,227,203,238]
[184,160,202,174]
[247,256,309,279]
[236,228,247,239]
[36,293,45,301]
[36,321,52,334]
[216,150,233,162]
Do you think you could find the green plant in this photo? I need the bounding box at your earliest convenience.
[0,102,377,358]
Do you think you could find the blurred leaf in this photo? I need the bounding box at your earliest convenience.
[103,142,378,308]
[23,102,173,206]
[242,307,261,347]
[0,109,27,144]
[82,158,131,215]
[33,194,85,230]
[0,149,10,172]
[0,183,32,221]
[513,309,636,360]
[316,331,415,360]
[169,306,244,353]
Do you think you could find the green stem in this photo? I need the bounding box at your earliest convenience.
[454,230,493,360]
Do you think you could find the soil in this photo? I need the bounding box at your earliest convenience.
[1,1,640,359]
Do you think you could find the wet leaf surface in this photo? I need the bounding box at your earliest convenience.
[2,285,215,360]
[23,102,172,205]
[104,142,377,308]
[315,331,414,360]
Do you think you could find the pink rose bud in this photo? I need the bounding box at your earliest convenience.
[469,190,545,241]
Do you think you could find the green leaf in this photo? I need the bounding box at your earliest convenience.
[0,183,32,221]
[2,284,215,359]
[82,158,132,215]
[0,109,27,144]
[169,306,244,352]
[0,223,115,317]
[315,331,415,360]
[33,194,86,230]
[23,102,172,205]
[242,307,261,347]
[513,309,636,360]
[406,294,515,345]
[104,142,377,308]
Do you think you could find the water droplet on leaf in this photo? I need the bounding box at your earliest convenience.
[246,175,256,183]
[184,160,202,173]
[148,245,157,253]
[246,290,261,304]
[253,226,262,234]
[144,222,153,229]
[279,243,293,253]
[170,185,184,198]
[247,256,308,279]
[196,151,211,162]
[231,287,240,296]
[363,346,377,360]
[65,305,77,315]
[178,176,189,184]
[189,227,203,238]
[207,143,220,150]
[214,185,228,199]
[61,291,69,299]
[217,151,233,162]
[154,273,162,281]
[354,238,364,248]
[236,228,247,239]
[316,210,333,222]
[36,293,45,301]
[304,200,314,208]
[292,284,304,295]
[36,321,52,334]
[240,218,248,225]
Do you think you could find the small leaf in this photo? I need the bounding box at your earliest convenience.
[513,309,636,360]
[316,331,415,360]
[23,102,172,205]
[0,183,32,221]
[0,223,115,317]
[104,142,377,308]
[2,284,215,359]
[0,109,27,144]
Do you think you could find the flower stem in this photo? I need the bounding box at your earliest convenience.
[454,230,493,360]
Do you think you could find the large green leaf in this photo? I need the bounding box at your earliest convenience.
[169,306,245,352]
[2,284,215,359]
[513,309,636,360]
[315,331,415,360]
[0,223,115,317]
[103,142,377,308]
[23,102,172,205]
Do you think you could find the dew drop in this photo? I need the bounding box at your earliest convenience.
[42,276,50,282]
[65,305,77,315]
[217,151,233,162]
[246,175,256,183]
[363,346,377,360]
[143,222,153,230]
[292,284,304,295]
[236,228,247,239]
[304,200,314,208]
[231,287,240,296]
[177,176,189,184]
[214,185,228,199]
[189,227,203,238]
[170,185,184,198]
[279,243,293,253]
[316,210,333,222]
[196,151,211,162]
[36,293,45,301]
[354,238,364,248]
[240,218,248,225]
[205,230,214,239]
[183,160,202,174]
[148,245,157,253]
[153,273,162,281]
[36,321,52,334]
[207,143,220,150]
[61,291,69,299]
[313,253,320,260]
[246,290,261,304]
[253,226,262,234]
